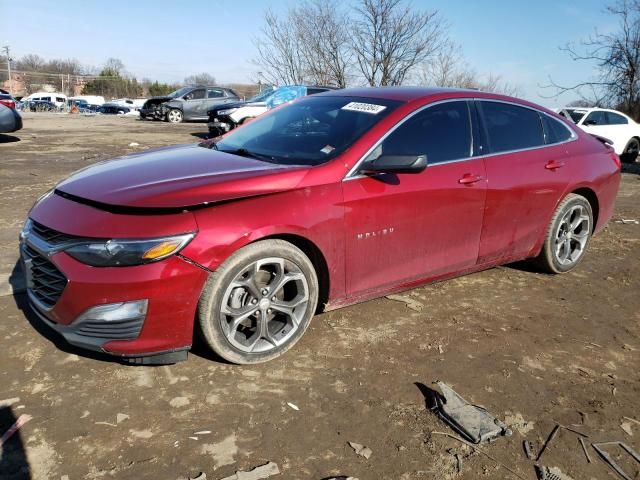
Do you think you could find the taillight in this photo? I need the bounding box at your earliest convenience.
[0,99,16,109]
[611,151,621,170]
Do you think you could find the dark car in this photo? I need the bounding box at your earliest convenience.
[140,86,240,123]
[28,100,58,112]
[207,85,335,136]
[98,104,131,115]
[0,103,23,133]
[0,90,17,110]
[20,88,620,365]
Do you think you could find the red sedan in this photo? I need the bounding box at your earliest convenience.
[20,87,621,364]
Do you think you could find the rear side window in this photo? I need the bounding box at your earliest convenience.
[480,101,544,153]
[541,114,574,144]
[606,112,628,125]
[373,101,472,165]
[207,88,224,98]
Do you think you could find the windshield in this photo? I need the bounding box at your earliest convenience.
[247,88,276,103]
[213,96,402,166]
[563,109,587,124]
[168,87,192,99]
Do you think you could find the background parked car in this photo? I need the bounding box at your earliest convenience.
[140,86,240,123]
[21,92,68,109]
[207,85,335,136]
[0,103,23,133]
[559,107,640,162]
[98,103,133,115]
[27,100,59,112]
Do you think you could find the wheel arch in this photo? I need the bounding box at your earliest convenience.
[256,233,330,313]
[571,186,600,231]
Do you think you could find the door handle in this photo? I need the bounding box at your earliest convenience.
[458,174,483,185]
[545,160,566,170]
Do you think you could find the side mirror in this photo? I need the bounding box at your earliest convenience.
[361,154,428,175]
[583,119,597,126]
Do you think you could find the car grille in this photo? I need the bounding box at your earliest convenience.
[31,220,77,245]
[22,243,67,309]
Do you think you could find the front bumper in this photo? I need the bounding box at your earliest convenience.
[21,236,208,361]
[207,115,236,132]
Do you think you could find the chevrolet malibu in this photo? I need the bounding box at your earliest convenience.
[20,87,621,365]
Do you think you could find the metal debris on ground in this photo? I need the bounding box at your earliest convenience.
[218,462,280,480]
[620,420,633,436]
[0,414,32,447]
[592,442,640,480]
[536,425,560,461]
[194,430,212,435]
[432,381,511,444]
[385,294,424,312]
[321,477,358,480]
[523,440,533,460]
[615,219,639,224]
[348,441,373,459]
[286,402,299,411]
[578,437,591,463]
[535,465,575,480]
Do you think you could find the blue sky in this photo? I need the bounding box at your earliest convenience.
[3,0,614,107]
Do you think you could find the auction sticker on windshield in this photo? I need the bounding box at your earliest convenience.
[341,102,387,114]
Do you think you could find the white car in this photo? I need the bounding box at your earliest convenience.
[559,107,640,162]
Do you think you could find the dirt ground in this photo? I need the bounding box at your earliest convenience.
[0,113,639,480]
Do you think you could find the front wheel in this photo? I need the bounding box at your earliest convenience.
[197,240,319,364]
[620,138,639,163]
[166,109,183,123]
[533,194,593,273]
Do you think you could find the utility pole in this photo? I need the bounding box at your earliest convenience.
[1,45,11,94]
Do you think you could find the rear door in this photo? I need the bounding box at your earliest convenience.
[476,100,575,264]
[343,100,487,297]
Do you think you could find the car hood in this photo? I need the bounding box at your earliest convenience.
[56,144,310,209]
[208,101,266,115]
[143,96,172,107]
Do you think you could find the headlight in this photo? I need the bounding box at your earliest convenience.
[217,108,237,116]
[20,218,33,243]
[65,233,194,267]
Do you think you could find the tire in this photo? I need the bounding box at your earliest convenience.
[533,194,593,274]
[620,138,639,163]
[166,109,183,123]
[197,239,319,364]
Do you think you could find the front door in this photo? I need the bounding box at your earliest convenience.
[182,88,207,119]
[343,100,487,297]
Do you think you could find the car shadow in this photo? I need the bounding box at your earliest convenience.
[190,132,210,140]
[622,161,640,176]
[0,406,31,480]
[0,134,21,143]
[8,261,130,365]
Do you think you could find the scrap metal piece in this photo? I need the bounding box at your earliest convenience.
[218,462,280,480]
[523,440,533,460]
[535,465,575,480]
[537,425,560,461]
[433,381,512,444]
[578,437,591,463]
[592,442,640,480]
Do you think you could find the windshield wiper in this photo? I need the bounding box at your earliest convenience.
[218,148,275,163]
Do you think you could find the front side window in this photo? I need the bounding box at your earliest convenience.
[184,89,206,100]
[606,112,628,125]
[583,110,608,125]
[480,101,544,153]
[364,101,472,165]
[213,96,401,166]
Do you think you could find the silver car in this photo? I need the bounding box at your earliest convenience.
[140,86,240,123]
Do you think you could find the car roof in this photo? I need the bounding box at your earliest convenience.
[316,86,509,102]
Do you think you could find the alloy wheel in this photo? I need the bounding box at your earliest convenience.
[167,110,183,123]
[220,257,309,353]
[554,204,590,266]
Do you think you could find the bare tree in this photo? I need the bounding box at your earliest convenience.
[351,0,446,86]
[291,0,352,87]
[184,72,216,86]
[253,9,307,85]
[418,41,520,96]
[543,0,640,117]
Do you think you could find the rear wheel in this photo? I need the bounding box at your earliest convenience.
[621,138,639,163]
[166,109,183,123]
[197,240,319,364]
[534,194,593,273]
